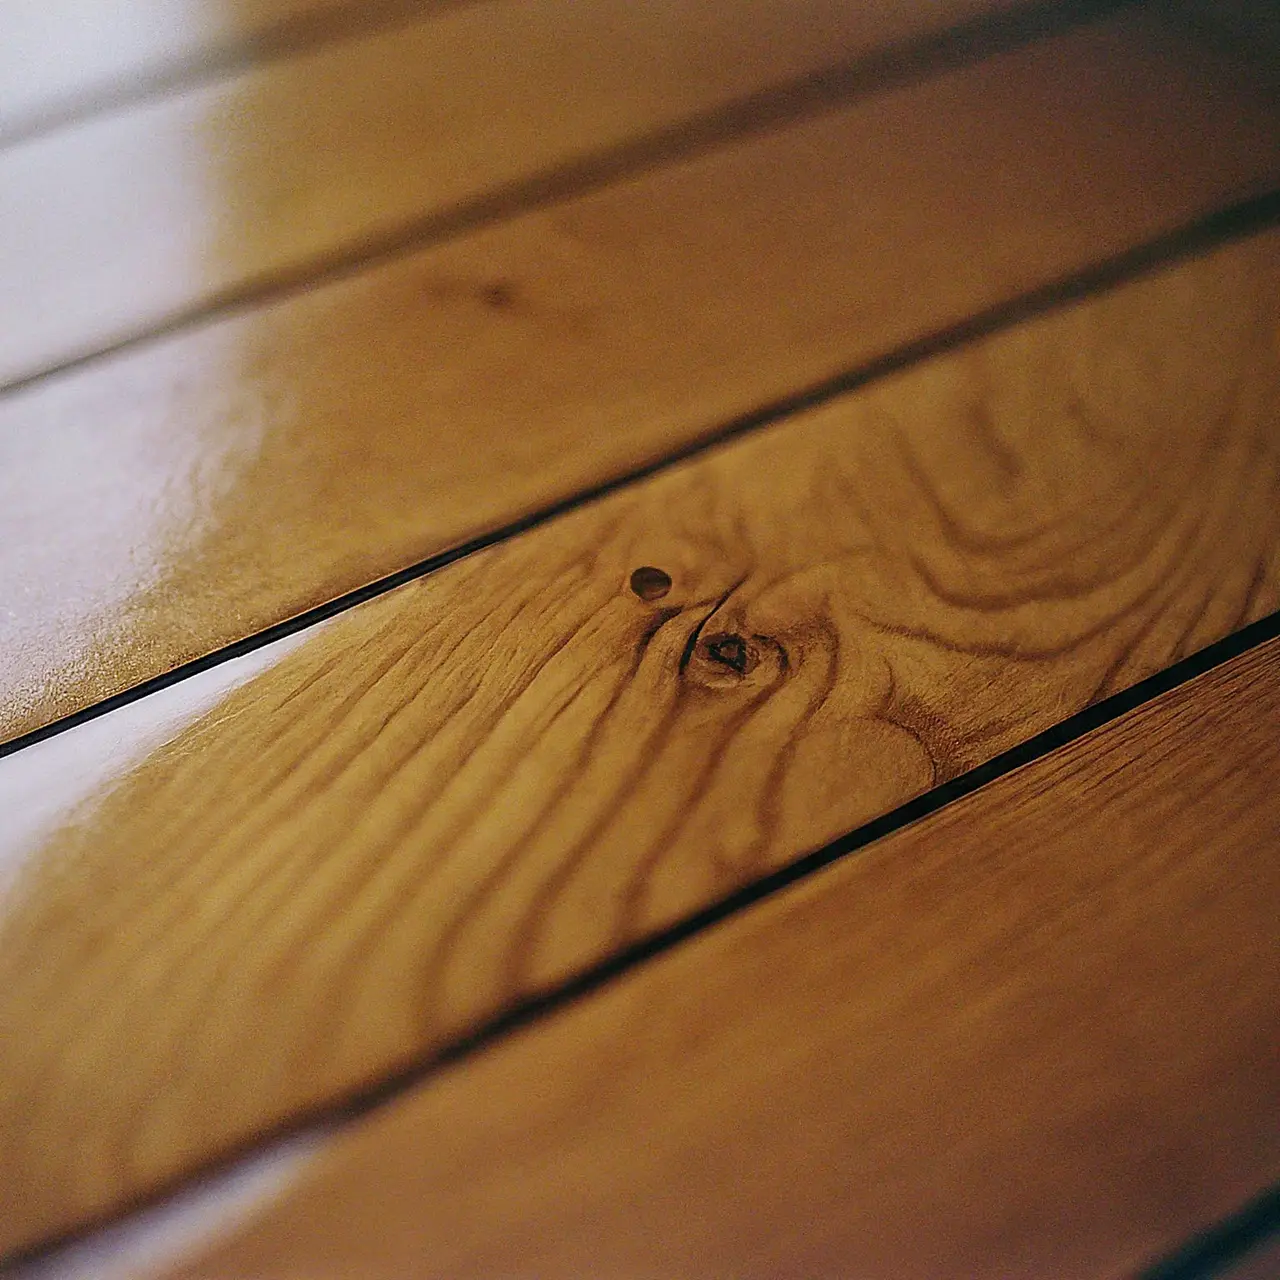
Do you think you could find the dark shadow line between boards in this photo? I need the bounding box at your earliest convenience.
[2,186,1278,766]
[0,0,1135,396]
[1135,1182,1280,1280]
[4,604,1279,1269]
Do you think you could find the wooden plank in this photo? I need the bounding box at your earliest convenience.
[0,0,1029,388]
[2,228,1279,1256]
[160,634,1280,1280]
[0,0,423,144]
[4,7,1279,746]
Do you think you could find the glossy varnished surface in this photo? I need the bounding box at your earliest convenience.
[2,230,1278,1255]
[164,634,1280,1280]
[4,7,1279,745]
[0,0,1023,388]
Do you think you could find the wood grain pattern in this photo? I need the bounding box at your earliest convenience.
[164,634,1280,1280]
[0,0,422,144]
[0,0,1025,387]
[3,230,1279,1255]
[5,6,1280,745]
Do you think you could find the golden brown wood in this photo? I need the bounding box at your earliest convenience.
[164,634,1280,1280]
[2,230,1279,1255]
[0,0,1024,387]
[0,0,411,143]
[4,7,1279,745]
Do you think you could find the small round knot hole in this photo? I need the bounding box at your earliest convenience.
[630,566,672,601]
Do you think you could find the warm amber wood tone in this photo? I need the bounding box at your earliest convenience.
[165,635,1280,1280]
[0,0,409,143]
[5,7,1279,745]
[0,0,1024,387]
[2,232,1279,1255]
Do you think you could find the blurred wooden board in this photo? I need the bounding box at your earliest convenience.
[5,6,1280,745]
[164,632,1280,1280]
[0,0,1031,388]
[2,228,1279,1256]
[0,0,426,144]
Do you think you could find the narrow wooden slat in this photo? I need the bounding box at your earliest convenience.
[161,633,1280,1280]
[0,0,423,145]
[2,229,1279,1256]
[0,0,1030,387]
[4,7,1279,746]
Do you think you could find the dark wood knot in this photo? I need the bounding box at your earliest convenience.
[700,632,758,676]
[630,566,672,602]
[481,280,517,309]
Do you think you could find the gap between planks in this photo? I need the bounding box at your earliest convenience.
[8,622,1280,1274]
[4,3,1276,747]
[1139,1185,1280,1280]
[66,627,1280,1280]
[1,188,1275,765]
[0,0,1124,394]
[2,227,1278,1256]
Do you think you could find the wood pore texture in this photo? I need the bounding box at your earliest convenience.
[4,4,1280,745]
[168,636,1280,1280]
[2,228,1279,1256]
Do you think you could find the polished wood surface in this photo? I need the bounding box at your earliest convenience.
[4,6,1279,746]
[0,0,1023,388]
[164,634,1280,1280]
[3,3,1280,1273]
[2,229,1278,1256]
